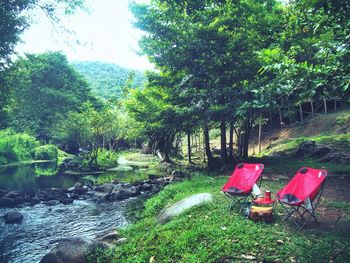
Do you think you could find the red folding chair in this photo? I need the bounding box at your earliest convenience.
[276,167,327,230]
[222,163,264,210]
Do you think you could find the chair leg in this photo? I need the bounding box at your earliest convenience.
[280,204,320,230]
[225,193,250,212]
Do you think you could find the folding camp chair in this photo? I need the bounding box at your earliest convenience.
[222,163,264,210]
[276,167,327,230]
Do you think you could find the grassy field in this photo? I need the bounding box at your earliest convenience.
[90,111,350,262]
[91,169,350,263]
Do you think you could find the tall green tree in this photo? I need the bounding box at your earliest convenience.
[125,72,178,163]
[0,0,86,69]
[6,51,94,141]
[131,0,283,166]
[0,0,86,127]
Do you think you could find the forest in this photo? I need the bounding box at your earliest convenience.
[0,0,350,262]
[0,0,349,170]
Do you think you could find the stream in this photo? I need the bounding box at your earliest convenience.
[0,160,145,263]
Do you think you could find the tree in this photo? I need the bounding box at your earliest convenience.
[131,0,284,167]
[52,102,122,167]
[0,0,86,127]
[6,51,94,141]
[258,0,350,123]
[0,0,86,69]
[125,72,178,163]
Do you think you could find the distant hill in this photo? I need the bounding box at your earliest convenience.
[71,61,145,100]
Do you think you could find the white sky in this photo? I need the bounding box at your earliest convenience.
[15,0,153,71]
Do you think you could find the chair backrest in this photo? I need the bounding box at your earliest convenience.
[276,167,327,205]
[222,163,264,194]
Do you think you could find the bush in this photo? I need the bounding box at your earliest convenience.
[96,149,119,169]
[0,129,39,165]
[34,145,58,160]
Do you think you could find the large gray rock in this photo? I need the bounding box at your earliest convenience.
[4,211,24,224]
[94,184,114,193]
[295,141,316,157]
[311,145,331,157]
[158,193,213,224]
[40,237,101,263]
[94,229,121,248]
[0,189,8,197]
[0,197,16,207]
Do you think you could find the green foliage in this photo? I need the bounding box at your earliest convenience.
[324,200,350,220]
[34,162,58,176]
[125,76,178,161]
[52,103,128,169]
[262,133,350,157]
[0,0,86,69]
[34,145,58,161]
[71,61,145,100]
[336,112,350,133]
[96,149,119,169]
[5,51,94,141]
[0,129,39,165]
[53,102,123,152]
[0,1,87,127]
[94,174,350,262]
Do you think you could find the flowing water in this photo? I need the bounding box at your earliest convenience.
[0,161,145,263]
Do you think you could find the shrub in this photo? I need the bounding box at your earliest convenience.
[96,149,119,169]
[34,145,58,160]
[0,129,39,165]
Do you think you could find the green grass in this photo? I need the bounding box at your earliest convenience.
[257,157,350,175]
[260,133,350,157]
[324,200,350,220]
[92,173,350,263]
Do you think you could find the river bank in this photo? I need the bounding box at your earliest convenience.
[0,151,188,263]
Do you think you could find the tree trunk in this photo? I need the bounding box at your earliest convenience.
[279,108,283,126]
[243,121,251,158]
[204,125,215,168]
[161,135,172,163]
[258,119,262,154]
[323,97,327,114]
[228,122,234,163]
[198,132,201,151]
[187,132,192,164]
[311,100,314,117]
[234,128,242,158]
[299,103,303,122]
[220,119,228,164]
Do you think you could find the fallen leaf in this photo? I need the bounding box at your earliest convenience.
[289,256,296,263]
[221,226,227,230]
[241,254,256,260]
[277,239,284,245]
[232,239,239,243]
[150,256,156,263]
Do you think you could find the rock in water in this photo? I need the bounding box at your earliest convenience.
[4,211,24,224]
[40,238,94,263]
[157,193,213,224]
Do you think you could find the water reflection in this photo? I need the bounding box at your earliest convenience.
[0,162,75,191]
[34,162,58,177]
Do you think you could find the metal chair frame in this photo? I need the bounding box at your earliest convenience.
[278,180,326,230]
[224,175,263,212]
